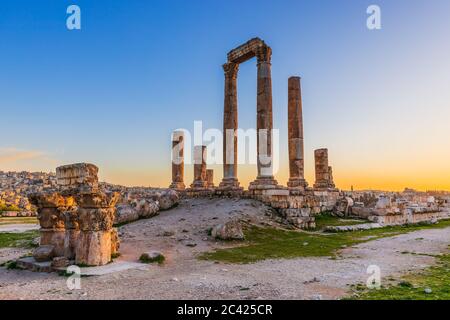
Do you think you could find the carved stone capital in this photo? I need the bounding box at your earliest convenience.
[223,62,239,79]
[256,46,272,64]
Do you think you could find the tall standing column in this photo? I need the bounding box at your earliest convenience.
[169,130,185,190]
[287,76,308,189]
[191,145,208,188]
[250,45,278,188]
[220,62,240,189]
[314,148,330,189]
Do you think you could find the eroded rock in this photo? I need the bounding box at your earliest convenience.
[211,219,245,240]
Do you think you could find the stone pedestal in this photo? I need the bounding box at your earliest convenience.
[169,130,186,190]
[287,76,308,190]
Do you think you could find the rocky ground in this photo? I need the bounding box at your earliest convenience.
[0,198,448,300]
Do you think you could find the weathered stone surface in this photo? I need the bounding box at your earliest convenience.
[158,189,179,210]
[135,199,160,218]
[314,149,332,189]
[56,163,99,192]
[287,76,308,189]
[64,229,80,259]
[115,204,139,224]
[77,207,116,231]
[75,231,112,266]
[211,220,245,240]
[74,191,120,209]
[111,228,120,256]
[28,192,68,209]
[40,229,65,257]
[33,245,55,262]
[51,256,69,268]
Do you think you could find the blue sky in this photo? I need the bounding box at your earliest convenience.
[1,0,450,190]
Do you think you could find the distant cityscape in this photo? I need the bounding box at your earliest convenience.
[1,170,449,218]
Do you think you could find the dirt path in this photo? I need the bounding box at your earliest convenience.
[0,198,448,300]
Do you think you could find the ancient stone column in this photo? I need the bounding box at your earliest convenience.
[63,203,79,260]
[57,163,120,266]
[314,149,330,189]
[206,169,214,188]
[169,130,185,190]
[250,45,278,188]
[287,76,308,189]
[74,191,120,266]
[191,145,208,189]
[219,62,240,189]
[28,192,68,259]
[328,166,336,189]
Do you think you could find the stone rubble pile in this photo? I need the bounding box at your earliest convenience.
[115,188,180,225]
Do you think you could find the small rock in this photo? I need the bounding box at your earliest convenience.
[162,230,175,237]
[312,294,322,300]
[33,245,55,262]
[185,242,197,247]
[303,242,309,246]
[211,219,245,240]
[424,288,432,294]
[51,257,69,268]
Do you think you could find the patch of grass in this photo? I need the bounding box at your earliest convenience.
[200,219,450,264]
[0,260,19,269]
[0,217,38,225]
[111,252,121,259]
[139,253,165,264]
[314,214,366,230]
[349,254,450,300]
[0,230,40,249]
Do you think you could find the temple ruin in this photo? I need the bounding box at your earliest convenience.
[170,38,341,228]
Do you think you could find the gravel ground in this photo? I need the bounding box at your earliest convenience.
[0,198,448,300]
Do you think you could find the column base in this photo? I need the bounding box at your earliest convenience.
[190,181,208,189]
[169,182,186,190]
[248,176,279,190]
[287,178,308,189]
[219,177,241,189]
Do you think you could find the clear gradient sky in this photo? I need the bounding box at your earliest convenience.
[1,0,449,191]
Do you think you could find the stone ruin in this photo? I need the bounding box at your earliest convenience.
[19,163,120,271]
[168,38,342,229]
